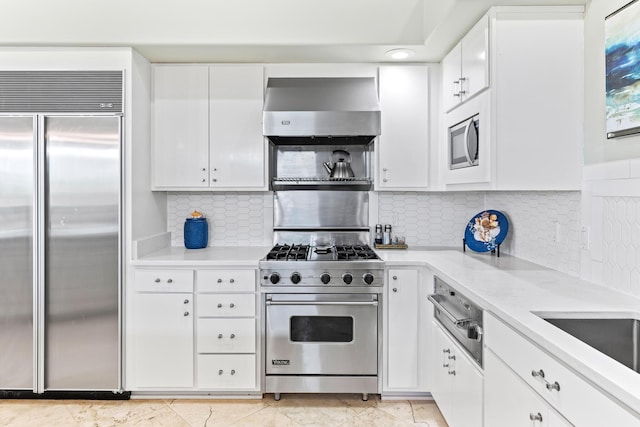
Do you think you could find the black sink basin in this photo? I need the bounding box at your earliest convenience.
[535,312,640,373]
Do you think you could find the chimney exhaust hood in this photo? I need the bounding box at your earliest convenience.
[263,77,381,144]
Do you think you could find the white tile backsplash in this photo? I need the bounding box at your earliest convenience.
[167,192,272,247]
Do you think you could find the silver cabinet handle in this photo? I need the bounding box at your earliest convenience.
[392,275,397,280]
[447,355,456,360]
[448,370,456,376]
[167,278,173,284]
[217,278,222,283]
[230,333,235,339]
[201,178,206,183]
[218,370,223,375]
[217,303,222,308]
[443,363,450,368]
[154,278,161,283]
[230,303,235,308]
[529,413,543,422]
[183,311,189,316]
[201,168,206,171]
[212,178,217,182]
[230,278,235,283]
[230,369,236,375]
[443,349,450,354]
[531,369,545,379]
[184,299,189,304]
[546,381,561,392]
[392,288,398,292]
[218,334,223,339]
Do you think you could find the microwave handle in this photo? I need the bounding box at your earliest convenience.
[463,119,475,166]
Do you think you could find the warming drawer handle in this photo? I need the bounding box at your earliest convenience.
[265,301,379,307]
[427,294,472,328]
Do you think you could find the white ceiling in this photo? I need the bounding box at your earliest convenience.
[2,0,588,63]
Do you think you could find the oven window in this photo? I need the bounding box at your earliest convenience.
[290,316,354,342]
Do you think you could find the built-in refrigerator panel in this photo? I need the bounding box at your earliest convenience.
[44,116,120,391]
[0,116,36,390]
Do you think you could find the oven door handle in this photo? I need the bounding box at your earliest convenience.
[428,294,472,328]
[266,301,379,307]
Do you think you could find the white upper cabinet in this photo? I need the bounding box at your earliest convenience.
[152,65,209,188]
[152,64,267,191]
[443,6,583,191]
[442,16,489,112]
[209,65,266,190]
[377,65,430,191]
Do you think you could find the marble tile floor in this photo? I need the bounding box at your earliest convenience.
[0,394,449,427]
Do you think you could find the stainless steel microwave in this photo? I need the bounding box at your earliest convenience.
[449,114,479,170]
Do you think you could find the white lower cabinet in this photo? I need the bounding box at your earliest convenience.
[132,269,195,389]
[485,349,571,427]
[195,269,259,392]
[431,322,483,427]
[383,268,432,394]
[485,312,640,426]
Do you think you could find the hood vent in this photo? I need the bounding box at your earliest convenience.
[263,77,381,142]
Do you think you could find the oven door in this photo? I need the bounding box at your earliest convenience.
[265,293,378,375]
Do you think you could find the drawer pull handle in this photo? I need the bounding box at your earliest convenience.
[217,279,222,283]
[183,311,189,317]
[392,288,398,292]
[392,276,397,280]
[154,278,160,283]
[531,369,545,379]
[447,355,456,360]
[443,349,450,354]
[218,370,223,375]
[230,303,235,308]
[217,303,223,308]
[529,413,543,422]
[230,278,235,283]
[448,370,456,376]
[167,279,173,284]
[184,299,189,304]
[546,381,561,392]
[443,363,450,368]
[230,333,235,339]
[218,334,223,339]
[231,369,236,375]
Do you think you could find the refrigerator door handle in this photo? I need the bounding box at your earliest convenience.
[35,115,46,394]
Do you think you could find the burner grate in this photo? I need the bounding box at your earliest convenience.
[266,244,310,261]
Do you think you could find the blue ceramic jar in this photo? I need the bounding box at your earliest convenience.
[184,217,208,249]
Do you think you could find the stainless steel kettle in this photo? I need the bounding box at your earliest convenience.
[323,150,355,178]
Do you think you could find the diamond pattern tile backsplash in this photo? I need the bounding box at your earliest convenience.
[167,192,272,247]
[602,197,640,296]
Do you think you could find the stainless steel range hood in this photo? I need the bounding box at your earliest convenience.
[263,77,381,143]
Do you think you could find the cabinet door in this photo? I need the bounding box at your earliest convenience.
[386,269,419,390]
[442,43,463,112]
[209,65,266,189]
[451,343,484,427]
[378,66,430,190]
[460,15,489,102]
[430,323,454,423]
[153,65,209,188]
[133,292,194,388]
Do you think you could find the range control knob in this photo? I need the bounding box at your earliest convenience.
[342,273,353,285]
[363,273,375,285]
[269,273,281,284]
[290,272,302,284]
[320,273,331,284]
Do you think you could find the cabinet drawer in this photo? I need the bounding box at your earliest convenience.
[135,269,194,292]
[198,294,255,317]
[197,318,255,353]
[197,354,256,389]
[485,313,640,426]
[197,270,255,292]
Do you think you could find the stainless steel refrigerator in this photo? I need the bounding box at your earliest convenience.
[0,112,123,396]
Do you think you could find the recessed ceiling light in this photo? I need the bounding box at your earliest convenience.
[385,48,415,60]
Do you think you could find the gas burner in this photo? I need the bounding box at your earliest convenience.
[335,244,378,260]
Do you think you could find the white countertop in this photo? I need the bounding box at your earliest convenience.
[133,245,640,414]
[378,248,640,416]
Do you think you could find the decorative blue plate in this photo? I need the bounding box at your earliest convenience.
[464,210,509,252]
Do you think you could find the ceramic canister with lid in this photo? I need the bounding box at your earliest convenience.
[184,210,208,249]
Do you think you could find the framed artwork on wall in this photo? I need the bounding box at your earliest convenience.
[606,0,640,138]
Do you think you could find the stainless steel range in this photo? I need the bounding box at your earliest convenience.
[260,244,384,401]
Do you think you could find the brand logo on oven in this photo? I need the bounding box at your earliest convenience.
[272,359,290,366]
